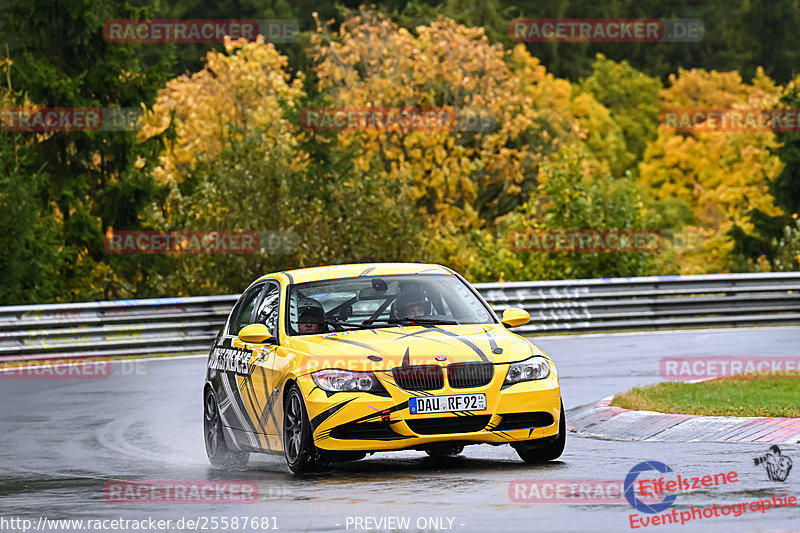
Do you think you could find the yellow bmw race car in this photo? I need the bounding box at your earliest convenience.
[203,263,564,473]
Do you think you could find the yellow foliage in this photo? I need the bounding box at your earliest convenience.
[639,68,784,273]
[311,13,537,233]
[139,36,307,187]
[310,11,628,275]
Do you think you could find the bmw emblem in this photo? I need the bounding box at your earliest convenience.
[434,356,447,361]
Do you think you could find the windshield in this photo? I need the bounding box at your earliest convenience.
[287,274,495,335]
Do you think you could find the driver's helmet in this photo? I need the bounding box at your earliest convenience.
[393,287,431,318]
[298,298,325,325]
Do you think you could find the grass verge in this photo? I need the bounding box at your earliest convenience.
[611,372,800,418]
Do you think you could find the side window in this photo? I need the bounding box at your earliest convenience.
[229,285,263,336]
[254,282,280,337]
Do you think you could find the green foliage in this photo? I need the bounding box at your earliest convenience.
[580,54,661,174]
[389,0,519,48]
[137,130,301,297]
[0,0,174,302]
[768,84,800,218]
[0,135,60,304]
[465,153,661,282]
[770,218,800,272]
[510,0,800,84]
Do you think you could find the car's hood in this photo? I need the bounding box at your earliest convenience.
[285,324,546,374]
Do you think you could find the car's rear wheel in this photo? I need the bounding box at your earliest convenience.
[514,402,566,463]
[425,444,464,458]
[283,385,331,474]
[204,388,249,470]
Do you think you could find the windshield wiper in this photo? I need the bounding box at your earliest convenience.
[385,317,460,326]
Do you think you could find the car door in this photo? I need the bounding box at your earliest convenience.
[237,280,284,451]
[211,282,265,450]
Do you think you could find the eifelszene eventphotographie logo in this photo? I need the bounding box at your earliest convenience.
[624,461,678,514]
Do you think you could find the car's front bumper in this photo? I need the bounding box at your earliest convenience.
[298,363,561,452]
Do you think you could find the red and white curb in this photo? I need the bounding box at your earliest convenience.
[567,397,800,445]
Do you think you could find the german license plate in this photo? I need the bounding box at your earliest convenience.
[409,393,486,414]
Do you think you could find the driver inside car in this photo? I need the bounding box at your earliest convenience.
[297,303,326,334]
[393,289,431,319]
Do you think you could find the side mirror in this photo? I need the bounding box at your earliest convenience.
[501,308,530,328]
[238,323,275,344]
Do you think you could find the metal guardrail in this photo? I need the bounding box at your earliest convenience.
[1,273,798,360]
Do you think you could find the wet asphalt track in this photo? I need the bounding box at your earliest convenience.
[1,327,799,533]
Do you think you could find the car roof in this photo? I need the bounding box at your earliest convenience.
[255,263,456,285]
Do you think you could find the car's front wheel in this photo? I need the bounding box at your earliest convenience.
[283,385,331,474]
[513,402,566,463]
[204,388,249,470]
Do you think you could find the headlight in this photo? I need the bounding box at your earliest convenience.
[312,370,384,393]
[504,356,551,385]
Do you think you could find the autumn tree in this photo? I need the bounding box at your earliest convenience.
[136,37,428,295]
[580,54,661,175]
[731,78,800,271]
[0,0,173,303]
[308,9,649,275]
[135,38,305,295]
[310,11,533,234]
[638,68,783,273]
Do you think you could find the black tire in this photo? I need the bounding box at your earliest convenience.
[283,385,331,474]
[514,402,566,463]
[204,388,249,470]
[425,444,464,458]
